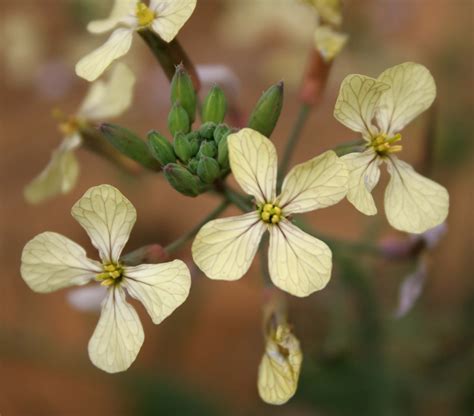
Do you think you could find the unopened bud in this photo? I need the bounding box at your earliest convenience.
[171,63,197,123]
[173,133,193,163]
[184,131,200,156]
[147,130,176,165]
[202,85,227,124]
[163,163,202,197]
[213,123,231,145]
[187,157,199,174]
[198,141,217,158]
[198,122,216,140]
[217,135,229,170]
[197,156,221,184]
[248,81,284,137]
[168,102,190,136]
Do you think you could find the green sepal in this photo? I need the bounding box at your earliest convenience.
[163,163,203,197]
[187,157,199,174]
[248,81,284,137]
[213,123,231,145]
[197,156,221,184]
[100,123,160,171]
[173,133,193,163]
[198,122,216,140]
[197,141,217,158]
[147,130,176,165]
[170,63,197,123]
[217,135,230,170]
[202,85,227,124]
[168,102,190,136]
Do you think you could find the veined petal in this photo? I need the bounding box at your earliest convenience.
[67,285,107,312]
[77,63,136,120]
[258,325,302,405]
[192,212,265,281]
[21,232,101,293]
[87,0,136,34]
[268,219,332,297]
[75,28,134,82]
[151,0,197,42]
[24,134,81,204]
[341,149,381,215]
[71,184,137,263]
[334,74,390,137]
[314,25,348,62]
[88,286,144,373]
[228,128,278,204]
[385,158,449,234]
[376,62,436,134]
[123,260,191,325]
[278,150,348,215]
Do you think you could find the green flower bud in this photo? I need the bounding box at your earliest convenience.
[100,123,160,171]
[147,130,176,166]
[184,131,200,156]
[168,102,190,136]
[248,81,284,137]
[170,64,197,123]
[198,141,217,158]
[198,122,216,140]
[213,123,231,145]
[163,163,203,197]
[201,85,227,124]
[173,133,193,163]
[187,157,199,174]
[197,156,221,184]
[217,135,229,170]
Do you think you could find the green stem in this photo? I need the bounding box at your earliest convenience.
[259,234,272,287]
[278,103,311,188]
[333,138,366,156]
[221,186,254,212]
[165,200,229,254]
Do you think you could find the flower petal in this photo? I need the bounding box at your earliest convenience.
[123,260,191,324]
[71,184,137,263]
[278,150,348,215]
[75,28,134,82]
[341,149,381,215]
[88,286,144,373]
[21,232,101,293]
[151,0,197,42]
[77,63,135,120]
[228,128,278,204]
[334,74,390,137]
[67,285,107,312]
[385,158,449,233]
[87,0,136,34]
[376,62,436,134]
[192,212,265,281]
[258,326,302,405]
[24,134,81,204]
[314,25,348,62]
[268,219,332,297]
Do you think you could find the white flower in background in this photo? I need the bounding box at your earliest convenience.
[76,0,197,82]
[314,25,347,62]
[257,295,302,405]
[334,62,449,233]
[21,184,191,373]
[24,63,135,204]
[192,128,348,297]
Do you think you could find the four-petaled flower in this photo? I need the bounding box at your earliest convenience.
[24,63,135,204]
[192,128,349,297]
[76,0,197,81]
[334,62,449,233]
[21,184,191,373]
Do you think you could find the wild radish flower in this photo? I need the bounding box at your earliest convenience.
[334,62,449,234]
[24,63,135,204]
[257,294,302,405]
[21,184,191,373]
[192,128,348,297]
[76,0,197,82]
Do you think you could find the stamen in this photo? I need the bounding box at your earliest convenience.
[370,133,403,156]
[259,203,283,224]
[136,2,155,26]
[96,262,123,286]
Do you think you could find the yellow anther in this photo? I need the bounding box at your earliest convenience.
[271,215,280,224]
[104,264,116,272]
[371,133,403,156]
[388,145,403,153]
[261,211,271,222]
[101,279,115,287]
[110,270,121,279]
[263,203,273,213]
[272,206,282,216]
[136,2,155,26]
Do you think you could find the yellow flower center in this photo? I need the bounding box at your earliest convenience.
[135,2,155,27]
[96,263,124,286]
[52,108,80,136]
[369,133,403,156]
[259,203,283,225]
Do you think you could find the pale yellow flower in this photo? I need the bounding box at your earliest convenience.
[257,296,302,405]
[303,0,343,26]
[76,0,197,81]
[21,184,191,373]
[24,63,135,204]
[192,128,349,297]
[334,62,449,233]
[314,25,347,62]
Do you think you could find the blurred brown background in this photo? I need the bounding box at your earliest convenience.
[1,0,473,415]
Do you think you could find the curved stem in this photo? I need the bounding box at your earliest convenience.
[165,200,229,254]
[278,103,311,189]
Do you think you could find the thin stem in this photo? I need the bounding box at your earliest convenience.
[165,200,229,254]
[259,234,272,287]
[278,103,311,188]
[333,138,366,156]
[221,186,254,212]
